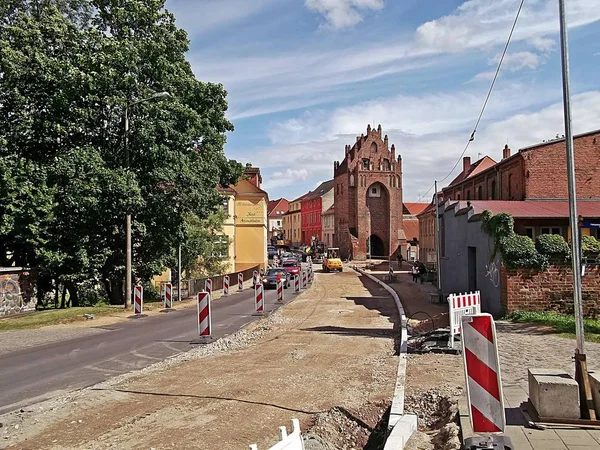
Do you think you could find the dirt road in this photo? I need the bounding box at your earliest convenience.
[2,269,399,450]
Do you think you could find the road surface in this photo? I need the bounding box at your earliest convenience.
[0,282,299,415]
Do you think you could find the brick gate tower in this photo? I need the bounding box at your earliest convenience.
[333,124,404,260]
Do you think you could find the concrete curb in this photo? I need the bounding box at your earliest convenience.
[353,267,415,449]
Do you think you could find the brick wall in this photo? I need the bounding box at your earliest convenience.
[501,263,600,316]
[525,132,600,199]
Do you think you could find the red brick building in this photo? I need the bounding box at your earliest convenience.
[301,180,334,245]
[333,124,404,260]
[443,129,600,202]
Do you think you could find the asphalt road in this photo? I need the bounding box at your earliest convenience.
[0,281,302,415]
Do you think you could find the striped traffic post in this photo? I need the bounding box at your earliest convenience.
[254,283,264,315]
[294,274,300,293]
[238,273,243,291]
[133,285,143,316]
[308,265,313,283]
[205,278,212,298]
[302,270,307,288]
[461,313,505,433]
[223,275,230,296]
[163,283,172,309]
[197,291,212,340]
[276,279,284,303]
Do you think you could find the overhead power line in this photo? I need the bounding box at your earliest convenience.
[415,0,526,203]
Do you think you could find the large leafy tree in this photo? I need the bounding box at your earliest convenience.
[0,0,243,305]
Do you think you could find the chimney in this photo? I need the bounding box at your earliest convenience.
[502,144,511,160]
[463,156,471,173]
[377,124,382,136]
[367,124,371,134]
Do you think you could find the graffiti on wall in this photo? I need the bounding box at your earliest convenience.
[485,261,500,288]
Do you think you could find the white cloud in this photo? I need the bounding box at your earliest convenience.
[529,36,556,52]
[260,88,600,200]
[492,51,543,71]
[262,168,311,190]
[415,0,600,54]
[304,0,384,29]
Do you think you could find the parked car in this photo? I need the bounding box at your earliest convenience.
[262,268,291,289]
[281,259,301,277]
[267,246,277,259]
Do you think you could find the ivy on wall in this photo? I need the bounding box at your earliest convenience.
[480,211,579,270]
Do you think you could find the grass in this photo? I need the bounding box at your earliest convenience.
[0,306,123,331]
[506,310,600,343]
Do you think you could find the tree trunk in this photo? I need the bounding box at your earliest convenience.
[104,277,123,305]
[60,283,67,309]
[54,280,59,309]
[65,281,79,307]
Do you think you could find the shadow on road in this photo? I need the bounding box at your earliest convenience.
[91,387,327,415]
[301,325,394,338]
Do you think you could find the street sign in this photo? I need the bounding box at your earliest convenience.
[583,221,600,229]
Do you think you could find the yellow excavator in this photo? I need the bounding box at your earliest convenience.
[322,247,343,273]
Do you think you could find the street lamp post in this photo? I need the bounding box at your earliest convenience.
[123,91,171,309]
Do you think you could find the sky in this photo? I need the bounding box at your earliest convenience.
[165,0,600,202]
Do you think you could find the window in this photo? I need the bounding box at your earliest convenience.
[368,184,381,197]
[221,197,229,214]
[370,142,377,152]
[508,174,513,198]
[541,227,562,236]
[277,220,281,226]
[363,159,369,169]
[466,190,471,200]
[478,186,483,200]
[491,181,497,200]
[525,227,535,240]
[456,193,461,200]
[350,174,355,187]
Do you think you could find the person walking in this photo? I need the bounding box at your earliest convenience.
[411,263,419,283]
[418,262,427,284]
[397,253,404,270]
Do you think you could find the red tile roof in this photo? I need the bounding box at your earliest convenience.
[303,179,335,201]
[403,219,419,241]
[452,200,600,219]
[448,156,497,187]
[324,204,335,215]
[403,202,429,216]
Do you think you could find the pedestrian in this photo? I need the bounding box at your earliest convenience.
[419,262,427,284]
[411,263,419,283]
[397,253,404,269]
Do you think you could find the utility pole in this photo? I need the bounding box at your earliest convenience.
[434,181,442,294]
[558,0,593,419]
[178,242,182,302]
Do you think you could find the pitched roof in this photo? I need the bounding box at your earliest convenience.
[448,156,497,187]
[403,219,419,241]
[451,200,600,219]
[290,191,312,204]
[403,202,429,216]
[267,198,289,218]
[324,204,335,215]
[303,179,335,201]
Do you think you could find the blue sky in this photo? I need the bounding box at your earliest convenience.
[165,0,600,202]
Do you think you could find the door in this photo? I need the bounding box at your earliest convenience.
[467,246,477,292]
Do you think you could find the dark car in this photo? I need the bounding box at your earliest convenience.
[267,246,277,259]
[262,268,291,289]
[281,259,301,278]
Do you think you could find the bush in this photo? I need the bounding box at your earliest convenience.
[499,234,548,270]
[582,234,600,255]
[535,234,571,259]
[142,281,161,303]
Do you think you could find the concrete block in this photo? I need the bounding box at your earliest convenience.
[588,371,600,418]
[384,414,417,450]
[528,368,580,419]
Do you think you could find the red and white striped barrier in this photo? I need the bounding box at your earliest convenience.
[254,283,264,315]
[276,279,284,303]
[389,265,394,278]
[223,275,230,296]
[461,313,505,433]
[238,273,244,291]
[308,266,313,283]
[197,291,212,338]
[205,278,212,297]
[294,274,300,293]
[163,283,172,309]
[448,291,481,348]
[133,285,143,315]
[253,270,259,285]
[302,270,307,288]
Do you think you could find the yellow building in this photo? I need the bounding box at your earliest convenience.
[218,167,269,272]
[283,192,309,247]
